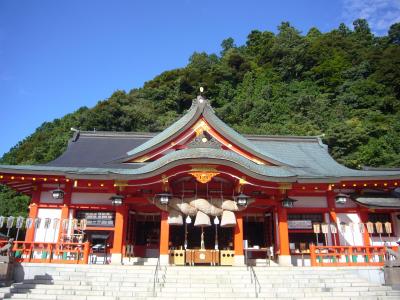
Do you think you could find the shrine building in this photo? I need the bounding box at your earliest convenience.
[0,95,399,266]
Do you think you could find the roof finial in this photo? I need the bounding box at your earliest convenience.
[199,86,204,94]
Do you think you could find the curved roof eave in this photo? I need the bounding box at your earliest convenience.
[0,149,297,182]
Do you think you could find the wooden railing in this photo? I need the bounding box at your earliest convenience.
[0,241,90,264]
[310,245,398,267]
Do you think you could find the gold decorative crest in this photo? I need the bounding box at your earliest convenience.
[189,171,220,184]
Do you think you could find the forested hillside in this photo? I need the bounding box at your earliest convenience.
[1,20,400,216]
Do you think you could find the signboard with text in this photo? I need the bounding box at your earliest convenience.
[288,220,312,229]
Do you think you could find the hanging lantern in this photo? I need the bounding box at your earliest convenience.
[51,185,65,200]
[0,216,5,228]
[156,193,172,206]
[335,193,348,205]
[281,197,297,208]
[234,193,250,207]
[110,195,124,206]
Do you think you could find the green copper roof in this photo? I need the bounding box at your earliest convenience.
[119,96,289,166]
[124,97,202,158]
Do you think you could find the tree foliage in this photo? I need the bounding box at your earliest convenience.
[1,20,400,216]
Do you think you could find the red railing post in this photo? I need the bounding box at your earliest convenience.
[348,247,353,266]
[28,242,33,262]
[46,243,52,263]
[310,244,317,266]
[82,241,90,264]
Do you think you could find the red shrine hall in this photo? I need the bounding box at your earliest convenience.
[1,95,399,266]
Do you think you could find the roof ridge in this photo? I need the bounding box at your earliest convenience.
[79,131,157,137]
[245,134,321,141]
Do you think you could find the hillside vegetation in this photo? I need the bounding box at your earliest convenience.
[1,20,400,217]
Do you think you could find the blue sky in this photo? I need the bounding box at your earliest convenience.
[0,0,399,158]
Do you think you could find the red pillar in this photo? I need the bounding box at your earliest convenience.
[25,186,41,242]
[327,191,340,246]
[112,204,128,254]
[234,212,244,256]
[277,206,290,256]
[159,211,169,255]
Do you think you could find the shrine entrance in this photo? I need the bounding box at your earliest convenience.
[169,224,234,250]
[243,212,275,262]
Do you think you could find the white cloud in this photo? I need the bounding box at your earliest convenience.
[342,0,400,34]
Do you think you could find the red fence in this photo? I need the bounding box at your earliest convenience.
[0,241,90,264]
[310,245,397,267]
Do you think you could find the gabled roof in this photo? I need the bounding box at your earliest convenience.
[116,95,288,166]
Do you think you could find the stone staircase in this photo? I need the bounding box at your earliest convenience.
[154,266,400,299]
[0,264,157,300]
[0,264,400,299]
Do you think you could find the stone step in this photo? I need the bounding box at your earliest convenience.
[5,265,398,300]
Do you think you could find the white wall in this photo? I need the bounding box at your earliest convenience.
[324,213,333,246]
[336,213,364,246]
[291,197,327,208]
[34,208,62,243]
[71,192,114,205]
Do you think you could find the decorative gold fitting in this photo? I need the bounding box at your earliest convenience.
[162,175,170,192]
[188,166,219,184]
[189,172,220,184]
[193,120,210,136]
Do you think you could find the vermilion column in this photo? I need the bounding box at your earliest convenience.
[277,206,290,255]
[159,211,169,254]
[111,204,128,264]
[25,187,41,242]
[159,211,170,264]
[359,210,371,246]
[234,212,244,256]
[327,192,340,246]
[277,205,291,265]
